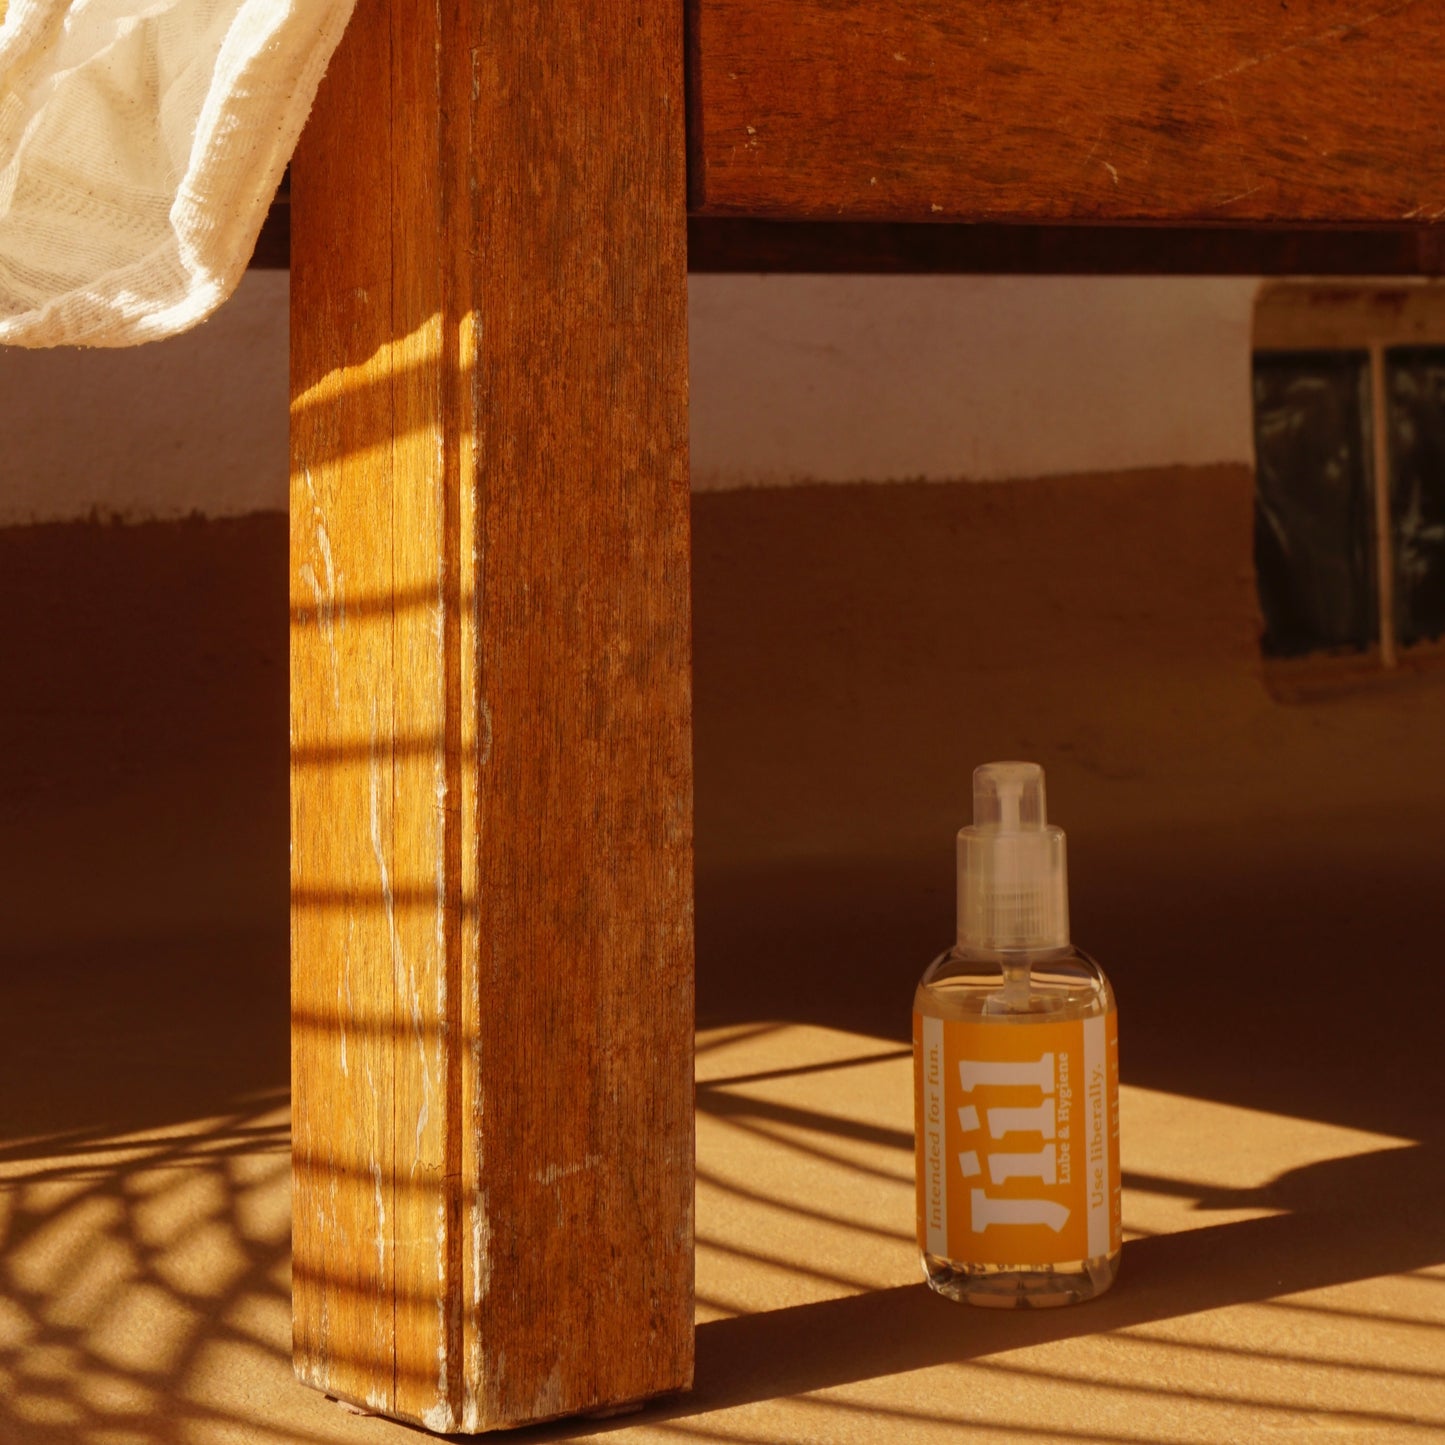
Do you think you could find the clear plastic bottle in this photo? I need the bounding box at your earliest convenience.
[913,762,1120,1308]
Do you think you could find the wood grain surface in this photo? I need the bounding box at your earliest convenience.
[290,0,694,1431]
[688,0,1445,223]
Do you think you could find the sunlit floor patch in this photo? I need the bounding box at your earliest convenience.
[1,1021,1440,1444]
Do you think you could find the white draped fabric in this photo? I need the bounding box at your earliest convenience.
[0,0,352,347]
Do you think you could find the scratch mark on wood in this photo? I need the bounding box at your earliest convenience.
[434,1196,449,1406]
[1218,183,1266,207]
[369,705,435,1170]
[299,467,344,709]
[339,915,356,1077]
[1201,3,1415,85]
[478,697,493,767]
[535,1153,602,1186]
[471,1189,491,1306]
[368,712,400,973]
[370,1156,386,1281]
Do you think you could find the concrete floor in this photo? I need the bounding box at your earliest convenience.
[3,485,1444,1442]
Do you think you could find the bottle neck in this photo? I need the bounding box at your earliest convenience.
[952,940,1074,964]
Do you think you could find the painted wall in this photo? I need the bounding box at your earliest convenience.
[689,275,1258,488]
[0,273,1260,523]
[14,270,1445,1103]
[1,271,291,524]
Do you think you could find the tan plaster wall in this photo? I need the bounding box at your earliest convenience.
[688,276,1259,488]
[8,468,1445,1074]
[0,272,290,525]
[0,275,1260,521]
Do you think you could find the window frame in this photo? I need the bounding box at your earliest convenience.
[1253,283,1445,673]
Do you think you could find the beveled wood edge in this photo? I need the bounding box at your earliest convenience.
[683,219,1445,277]
[256,189,1445,276]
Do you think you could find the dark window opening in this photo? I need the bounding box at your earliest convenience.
[1252,350,1376,658]
[1252,338,1445,664]
[1387,348,1445,648]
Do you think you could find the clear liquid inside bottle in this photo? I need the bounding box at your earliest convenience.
[914,941,1120,1308]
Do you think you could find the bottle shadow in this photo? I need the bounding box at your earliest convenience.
[510,1140,1443,1439]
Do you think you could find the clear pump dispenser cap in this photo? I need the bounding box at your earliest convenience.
[957,761,1070,952]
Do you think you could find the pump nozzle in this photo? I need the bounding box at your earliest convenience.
[957,761,1069,951]
[972,761,1047,830]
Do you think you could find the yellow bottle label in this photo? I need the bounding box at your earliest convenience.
[913,1009,1120,1266]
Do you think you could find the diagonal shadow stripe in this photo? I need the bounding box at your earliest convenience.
[509,1142,1444,1440]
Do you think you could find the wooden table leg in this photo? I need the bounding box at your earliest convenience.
[288,0,694,1430]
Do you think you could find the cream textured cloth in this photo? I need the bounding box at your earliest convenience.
[0,0,352,347]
